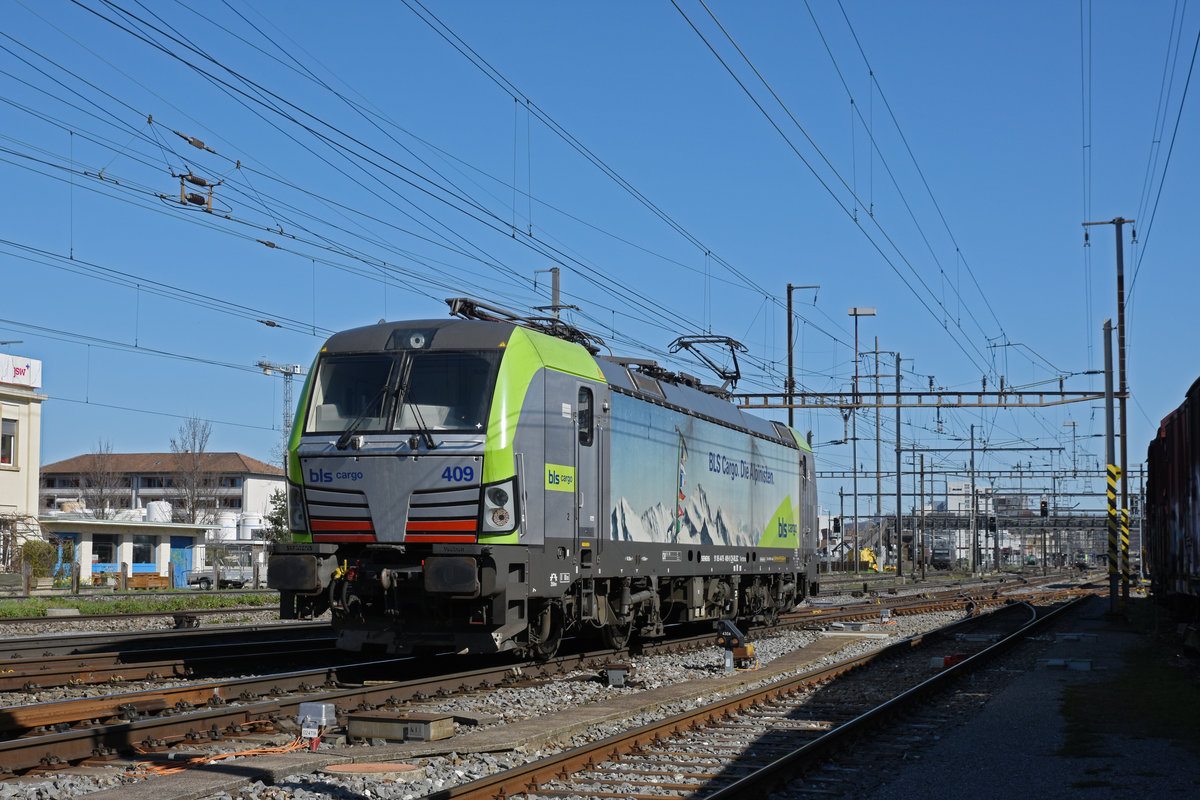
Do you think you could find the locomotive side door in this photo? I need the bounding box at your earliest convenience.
[574,383,601,565]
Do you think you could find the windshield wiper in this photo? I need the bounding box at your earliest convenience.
[335,384,390,450]
[396,379,437,450]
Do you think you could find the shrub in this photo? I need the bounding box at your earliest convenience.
[20,540,58,579]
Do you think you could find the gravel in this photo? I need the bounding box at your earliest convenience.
[207,609,971,800]
[0,604,979,800]
[0,609,282,638]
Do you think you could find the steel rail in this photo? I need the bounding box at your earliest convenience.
[431,598,1083,799]
[703,599,1081,798]
[0,621,331,660]
[0,605,282,626]
[0,585,1083,775]
[0,640,355,692]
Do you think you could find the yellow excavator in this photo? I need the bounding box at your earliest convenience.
[859,547,879,572]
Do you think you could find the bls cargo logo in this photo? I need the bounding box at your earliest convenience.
[545,464,575,492]
[777,520,798,538]
[309,469,364,483]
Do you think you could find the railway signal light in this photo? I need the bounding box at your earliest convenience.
[988,516,997,532]
[1040,500,1048,517]
[832,516,841,533]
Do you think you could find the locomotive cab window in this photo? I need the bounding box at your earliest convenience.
[578,387,594,446]
[393,351,501,432]
[305,355,395,433]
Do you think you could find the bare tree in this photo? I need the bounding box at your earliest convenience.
[0,512,40,572]
[170,416,218,524]
[80,439,122,519]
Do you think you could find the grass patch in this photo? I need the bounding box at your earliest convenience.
[1058,598,1200,758]
[0,594,277,617]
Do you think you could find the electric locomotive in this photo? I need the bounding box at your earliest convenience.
[269,298,819,657]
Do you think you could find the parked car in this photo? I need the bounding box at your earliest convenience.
[185,559,256,589]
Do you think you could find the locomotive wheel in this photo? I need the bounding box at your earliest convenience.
[530,600,564,661]
[601,616,633,650]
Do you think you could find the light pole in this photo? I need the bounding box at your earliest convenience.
[848,307,876,574]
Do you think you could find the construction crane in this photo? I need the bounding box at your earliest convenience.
[256,360,306,432]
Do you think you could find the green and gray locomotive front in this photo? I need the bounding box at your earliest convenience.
[268,317,818,654]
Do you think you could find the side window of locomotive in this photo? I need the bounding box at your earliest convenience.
[578,387,594,446]
[305,355,394,433]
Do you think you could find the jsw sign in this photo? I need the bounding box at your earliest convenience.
[0,354,42,388]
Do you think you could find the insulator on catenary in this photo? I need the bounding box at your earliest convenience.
[257,240,278,248]
[173,130,214,152]
[185,193,207,206]
[183,173,211,187]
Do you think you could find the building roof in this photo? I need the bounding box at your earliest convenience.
[41,452,284,476]
[39,516,211,535]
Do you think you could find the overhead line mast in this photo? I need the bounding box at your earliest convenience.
[1082,217,1133,560]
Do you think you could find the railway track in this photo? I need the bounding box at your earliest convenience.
[0,637,355,692]
[0,581,1096,780]
[437,596,1085,799]
[0,604,280,628]
[0,619,330,660]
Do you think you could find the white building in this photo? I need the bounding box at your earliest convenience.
[0,352,46,567]
[40,451,284,533]
[39,516,209,585]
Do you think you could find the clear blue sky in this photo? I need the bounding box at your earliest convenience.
[2,1,1196,516]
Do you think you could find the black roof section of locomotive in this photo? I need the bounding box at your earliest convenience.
[594,356,787,445]
[319,318,516,353]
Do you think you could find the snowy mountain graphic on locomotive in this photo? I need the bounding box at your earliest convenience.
[1145,375,1200,612]
[268,298,819,659]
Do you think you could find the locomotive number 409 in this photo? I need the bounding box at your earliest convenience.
[441,466,475,482]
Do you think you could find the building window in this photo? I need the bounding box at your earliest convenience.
[220,476,243,488]
[132,535,155,565]
[141,476,164,488]
[220,497,243,509]
[92,534,118,565]
[1,418,15,466]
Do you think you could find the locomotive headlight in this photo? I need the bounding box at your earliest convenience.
[287,481,308,533]
[481,478,518,533]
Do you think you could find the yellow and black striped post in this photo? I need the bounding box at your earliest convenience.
[1107,464,1121,611]
[1120,508,1130,600]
